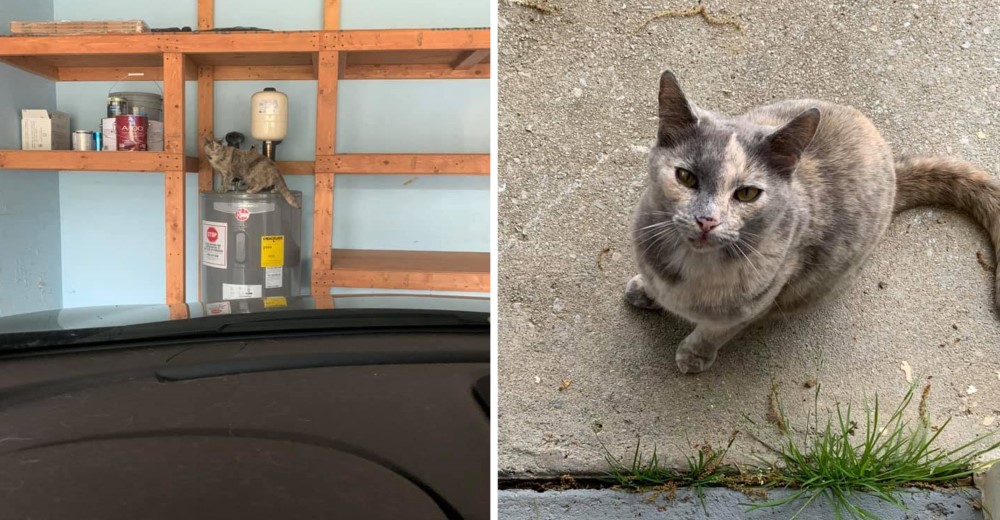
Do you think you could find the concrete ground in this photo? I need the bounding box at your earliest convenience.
[499,488,983,519]
[498,0,1000,477]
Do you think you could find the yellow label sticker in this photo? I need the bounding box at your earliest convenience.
[260,235,284,268]
[263,296,287,309]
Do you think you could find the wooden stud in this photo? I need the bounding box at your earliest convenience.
[313,294,335,309]
[312,50,339,295]
[317,154,489,175]
[163,52,186,305]
[165,170,186,305]
[324,0,341,30]
[311,172,335,295]
[452,49,489,70]
[198,0,214,31]
[169,303,190,320]
[163,53,186,155]
[197,65,215,192]
[0,32,320,56]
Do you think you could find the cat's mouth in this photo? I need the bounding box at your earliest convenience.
[686,233,728,252]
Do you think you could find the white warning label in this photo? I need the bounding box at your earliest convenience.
[265,267,283,289]
[222,283,262,300]
[202,220,227,269]
[205,301,231,315]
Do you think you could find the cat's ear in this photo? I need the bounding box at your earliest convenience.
[764,108,820,175]
[657,70,698,148]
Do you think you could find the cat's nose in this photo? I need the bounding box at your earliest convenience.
[695,216,720,233]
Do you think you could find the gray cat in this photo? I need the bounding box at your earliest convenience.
[627,70,1000,374]
[203,138,300,208]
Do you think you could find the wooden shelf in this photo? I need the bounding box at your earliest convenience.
[0,150,186,171]
[0,29,490,81]
[312,249,489,292]
[317,154,489,175]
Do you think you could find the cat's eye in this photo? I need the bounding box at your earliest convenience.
[675,168,697,189]
[734,186,762,203]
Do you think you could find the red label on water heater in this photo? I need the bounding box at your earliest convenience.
[206,227,219,243]
[235,208,250,222]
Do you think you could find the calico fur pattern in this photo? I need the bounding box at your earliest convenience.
[627,71,1000,374]
[203,138,300,208]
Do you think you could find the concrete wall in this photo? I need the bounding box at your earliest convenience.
[0,0,62,317]
[51,0,490,307]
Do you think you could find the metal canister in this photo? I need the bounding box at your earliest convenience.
[107,96,128,117]
[72,130,96,151]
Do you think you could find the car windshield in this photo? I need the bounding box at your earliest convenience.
[0,2,490,345]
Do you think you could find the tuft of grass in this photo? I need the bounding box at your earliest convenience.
[599,431,737,512]
[745,381,1000,519]
[598,381,999,519]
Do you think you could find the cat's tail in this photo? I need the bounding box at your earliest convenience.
[273,175,301,209]
[894,155,1000,310]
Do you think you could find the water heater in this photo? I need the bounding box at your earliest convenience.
[200,191,303,303]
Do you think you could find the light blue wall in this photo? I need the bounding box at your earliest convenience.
[50,0,489,306]
[0,0,62,317]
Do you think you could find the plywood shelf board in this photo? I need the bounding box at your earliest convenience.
[314,249,490,292]
[330,249,489,273]
[317,154,489,175]
[0,151,185,171]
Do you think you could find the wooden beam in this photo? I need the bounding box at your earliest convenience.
[165,170,186,305]
[197,66,215,192]
[198,0,214,30]
[313,294,335,309]
[0,56,59,80]
[311,50,339,295]
[169,303,190,320]
[163,53,186,154]
[213,65,314,80]
[317,154,489,175]
[325,29,490,51]
[163,52,186,305]
[275,161,315,174]
[59,66,163,81]
[324,0,341,30]
[0,151,183,171]
[0,32,320,56]
[342,63,488,79]
[314,249,490,292]
[452,49,489,70]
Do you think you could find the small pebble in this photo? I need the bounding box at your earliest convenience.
[968,385,978,395]
[961,41,972,49]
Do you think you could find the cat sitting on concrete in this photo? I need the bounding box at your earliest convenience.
[203,138,300,208]
[627,70,1000,374]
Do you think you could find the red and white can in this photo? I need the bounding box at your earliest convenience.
[115,115,148,151]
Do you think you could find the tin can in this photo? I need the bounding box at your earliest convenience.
[107,96,128,117]
[115,115,148,151]
[72,130,96,151]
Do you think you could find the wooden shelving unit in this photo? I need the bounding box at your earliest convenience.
[0,0,491,312]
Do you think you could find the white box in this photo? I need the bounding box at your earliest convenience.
[101,118,163,151]
[21,109,71,150]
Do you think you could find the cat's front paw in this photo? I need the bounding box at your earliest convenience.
[675,338,719,374]
[675,346,717,374]
[624,275,661,310]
